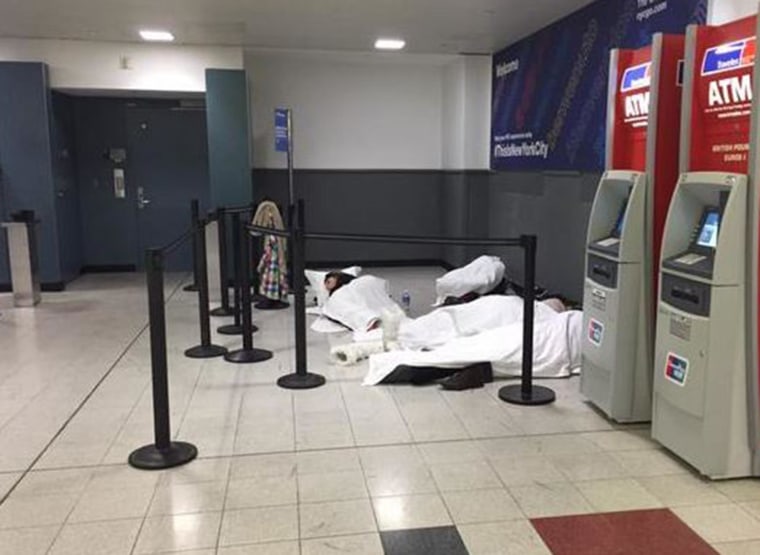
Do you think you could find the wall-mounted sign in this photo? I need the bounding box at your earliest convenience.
[275,108,290,153]
[491,0,707,171]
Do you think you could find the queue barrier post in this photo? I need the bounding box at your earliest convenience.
[218,211,246,336]
[210,207,234,317]
[224,213,273,364]
[498,234,556,406]
[185,216,228,359]
[277,199,326,389]
[182,199,200,292]
[129,248,197,469]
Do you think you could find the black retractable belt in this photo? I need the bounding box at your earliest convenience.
[224,213,273,364]
[210,207,234,317]
[185,215,228,359]
[129,249,197,470]
[182,199,200,292]
[277,199,326,389]
[498,234,556,406]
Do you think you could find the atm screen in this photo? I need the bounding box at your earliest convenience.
[612,200,628,238]
[696,208,720,249]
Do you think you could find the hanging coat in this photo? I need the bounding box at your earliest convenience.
[257,232,288,300]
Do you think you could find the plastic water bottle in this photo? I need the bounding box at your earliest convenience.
[401,290,411,314]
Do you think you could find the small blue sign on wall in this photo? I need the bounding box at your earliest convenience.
[274,108,290,153]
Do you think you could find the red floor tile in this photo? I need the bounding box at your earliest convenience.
[531,508,719,555]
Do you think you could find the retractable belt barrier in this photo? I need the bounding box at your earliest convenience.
[131,198,554,470]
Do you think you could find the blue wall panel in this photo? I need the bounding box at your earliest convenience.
[206,69,251,208]
[0,62,61,285]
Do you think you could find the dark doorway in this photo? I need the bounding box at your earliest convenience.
[73,97,209,273]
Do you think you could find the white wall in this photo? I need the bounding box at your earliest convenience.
[246,50,454,170]
[462,57,492,170]
[442,60,466,169]
[0,38,243,93]
[708,0,758,24]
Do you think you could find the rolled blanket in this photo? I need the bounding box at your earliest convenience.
[330,341,397,366]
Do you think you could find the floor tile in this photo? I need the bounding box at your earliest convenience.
[509,482,594,518]
[550,451,629,482]
[298,470,368,503]
[296,449,362,475]
[417,441,485,465]
[532,508,718,555]
[714,480,760,502]
[0,492,78,529]
[380,526,468,555]
[373,493,452,531]
[429,461,502,492]
[673,503,760,543]
[575,478,663,512]
[134,512,222,553]
[0,526,60,555]
[218,541,299,555]
[442,488,523,524]
[458,520,551,555]
[302,533,384,555]
[160,457,231,485]
[364,465,437,497]
[12,469,91,497]
[713,540,760,554]
[489,455,566,486]
[299,499,376,539]
[579,429,658,452]
[68,486,155,523]
[611,449,690,477]
[48,518,142,555]
[225,474,297,509]
[219,505,298,546]
[638,474,730,507]
[229,454,296,481]
[148,481,227,515]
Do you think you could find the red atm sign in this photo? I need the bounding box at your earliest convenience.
[689,17,756,173]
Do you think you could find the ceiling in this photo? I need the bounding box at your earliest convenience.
[0,0,594,54]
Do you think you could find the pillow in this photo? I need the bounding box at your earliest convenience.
[305,266,362,307]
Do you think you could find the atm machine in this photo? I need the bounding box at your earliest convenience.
[581,35,684,422]
[652,173,750,478]
[582,172,649,421]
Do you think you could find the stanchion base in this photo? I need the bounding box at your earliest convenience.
[277,372,326,390]
[218,324,259,335]
[255,299,290,310]
[224,348,273,364]
[183,284,198,292]
[185,344,228,359]
[498,384,556,406]
[210,306,235,317]
[128,441,197,470]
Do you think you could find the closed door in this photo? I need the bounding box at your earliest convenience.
[126,107,209,271]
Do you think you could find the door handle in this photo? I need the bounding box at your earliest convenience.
[137,187,151,209]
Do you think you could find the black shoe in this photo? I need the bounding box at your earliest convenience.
[440,363,490,391]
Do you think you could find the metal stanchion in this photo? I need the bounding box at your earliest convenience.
[185,217,228,359]
[498,235,556,405]
[129,249,198,469]
[183,199,200,292]
[278,200,325,389]
[218,212,245,335]
[210,207,234,317]
[224,215,273,364]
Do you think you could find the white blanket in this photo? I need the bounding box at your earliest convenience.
[320,275,400,332]
[364,310,582,385]
[435,255,506,305]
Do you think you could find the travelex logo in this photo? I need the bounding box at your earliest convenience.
[701,37,756,76]
[620,62,651,93]
[588,319,604,347]
[665,352,689,386]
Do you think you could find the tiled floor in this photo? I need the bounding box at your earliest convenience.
[1,268,760,554]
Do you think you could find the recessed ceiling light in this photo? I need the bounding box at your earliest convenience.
[375,38,406,51]
[139,29,175,42]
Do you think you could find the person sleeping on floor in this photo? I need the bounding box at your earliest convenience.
[310,273,580,390]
